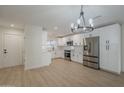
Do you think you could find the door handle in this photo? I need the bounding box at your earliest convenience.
[3,49,8,54]
[4,51,8,54]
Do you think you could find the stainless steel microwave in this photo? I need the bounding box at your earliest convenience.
[67,41,73,46]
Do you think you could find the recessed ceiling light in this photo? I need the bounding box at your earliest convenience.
[10,24,14,27]
[54,26,58,30]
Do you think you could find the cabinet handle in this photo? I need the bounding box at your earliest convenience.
[106,40,109,44]
[108,40,109,44]
[106,45,107,50]
[106,40,107,44]
[108,40,110,50]
[105,40,110,51]
[108,45,109,50]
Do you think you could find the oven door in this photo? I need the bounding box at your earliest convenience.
[64,50,71,61]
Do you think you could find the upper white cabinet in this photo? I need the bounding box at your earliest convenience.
[57,37,66,46]
[72,34,83,45]
[82,29,100,38]
[57,34,83,46]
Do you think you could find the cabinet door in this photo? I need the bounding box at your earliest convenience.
[62,37,66,46]
[58,38,66,46]
[71,49,76,61]
[71,46,83,63]
[77,46,83,63]
[108,43,120,73]
[100,38,109,70]
[99,24,121,74]
[83,29,100,38]
[99,29,109,69]
[72,35,77,45]
[58,38,62,46]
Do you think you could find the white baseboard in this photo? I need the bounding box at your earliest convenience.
[24,63,50,70]
[100,68,121,75]
[0,64,23,69]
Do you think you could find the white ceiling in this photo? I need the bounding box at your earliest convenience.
[0,5,124,37]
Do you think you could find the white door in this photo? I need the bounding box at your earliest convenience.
[2,33,23,68]
[0,32,3,68]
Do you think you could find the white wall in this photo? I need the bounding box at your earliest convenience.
[121,24,124,72]
[24,25,51,70]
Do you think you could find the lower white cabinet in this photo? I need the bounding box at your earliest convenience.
[71,46,83,64]
[54,47,64,58]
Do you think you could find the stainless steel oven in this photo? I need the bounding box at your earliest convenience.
[67,41,73,46]
[64,50,71,61]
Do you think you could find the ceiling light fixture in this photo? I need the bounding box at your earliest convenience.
[54,26,58,30]
[71,5,94,33]
[10,24,14,27]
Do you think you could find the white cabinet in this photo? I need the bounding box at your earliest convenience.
[71,46,83,63]
[72,34,83,46]
[58,37,66,46]
[62,38,66,46]
[58,34,83,46]
[82,29,100,38]
[58,38,63,46]
[54,47,64,58]
[99,24,121,74]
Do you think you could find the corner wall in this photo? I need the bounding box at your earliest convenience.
[121,24,124,72]
[24,25,52,70]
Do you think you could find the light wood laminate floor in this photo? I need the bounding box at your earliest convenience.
[0,59,124,87]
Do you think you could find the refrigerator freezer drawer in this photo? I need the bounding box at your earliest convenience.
[83,60,99,69]
[83,56,99,63]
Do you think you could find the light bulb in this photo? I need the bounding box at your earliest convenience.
[83,27,86,31]
[89,18,94,27]
[71,23,74,28]
[77,18,81,25]
[74,26,78,30]
[10,24,14,27]
[54,26,58,30]
[90,24,94,27]
[89,18,93,24]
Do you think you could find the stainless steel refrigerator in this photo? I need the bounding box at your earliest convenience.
[83,36,99,69]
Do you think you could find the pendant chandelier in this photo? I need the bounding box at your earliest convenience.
[71,5,94,32]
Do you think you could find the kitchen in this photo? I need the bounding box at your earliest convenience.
[50,23,121,74]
